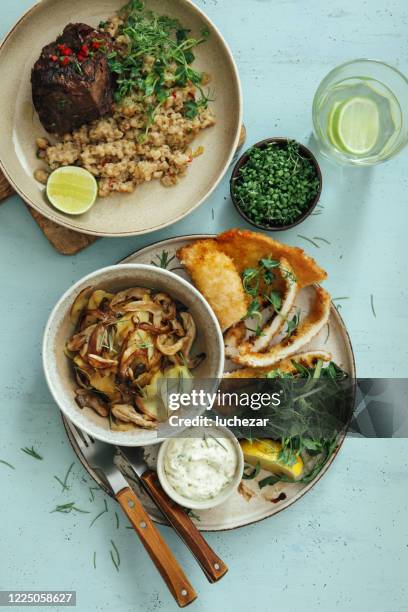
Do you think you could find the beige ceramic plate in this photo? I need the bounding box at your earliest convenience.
[0,0,242,236]
[63,235,356,531]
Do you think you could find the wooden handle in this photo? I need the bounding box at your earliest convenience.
[141,471,228,583]
[116,487,197,607]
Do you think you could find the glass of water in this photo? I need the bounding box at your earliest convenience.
[312,59,408,165]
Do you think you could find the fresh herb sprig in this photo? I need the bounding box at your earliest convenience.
[50,502,90,514]
[54,462,75,492]
[241,257,298,338]
[106,0,211,131]
[21,446,43,461]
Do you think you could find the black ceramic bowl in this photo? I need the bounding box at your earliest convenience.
[230,137,323,231]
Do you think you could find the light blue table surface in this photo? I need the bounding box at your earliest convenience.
[1,1,408,611]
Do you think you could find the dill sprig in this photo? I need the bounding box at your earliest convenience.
[370,294,377,318]
[21,446,43,460]
[50,502,90,514]
[110,539,120,572]
[89,499,108,528]
[54,461,75,492]
[297,234,320,248]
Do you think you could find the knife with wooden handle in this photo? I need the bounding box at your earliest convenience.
[66,422,197,608]
[116,486,197,606]
[119,447,228,583]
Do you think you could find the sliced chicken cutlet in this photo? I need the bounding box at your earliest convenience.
[224,350,332,378]
[216,228,327,288]
[232,286,331,368]
[177,239,248,331]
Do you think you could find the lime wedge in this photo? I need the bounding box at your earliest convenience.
[329,96,380,155]
[46,166,98,215]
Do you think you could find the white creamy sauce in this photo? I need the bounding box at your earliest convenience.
[164,435,238,501]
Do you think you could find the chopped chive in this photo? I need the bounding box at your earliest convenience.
[0,459,15,470]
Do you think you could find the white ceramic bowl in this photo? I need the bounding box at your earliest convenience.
[157,424,244,510]
[43,264,224,446]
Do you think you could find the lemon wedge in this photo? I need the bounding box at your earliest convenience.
[240,439,303,480]
[328,96,380,155]
[46,166,98,215]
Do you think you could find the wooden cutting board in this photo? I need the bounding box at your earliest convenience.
[0,125,246,255]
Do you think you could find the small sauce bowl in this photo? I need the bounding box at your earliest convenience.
[157,424,244,510]
[230,137,323,231]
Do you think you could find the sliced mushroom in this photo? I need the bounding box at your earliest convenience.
[156,334,185,356]
[178,312,204,368]
[87,354,118,369]
[110,287,149,308]
[66,323,97,352]
[70,286,94,326]
[134,321,171,335]
[75,389,109,417]
[111,404,157,429]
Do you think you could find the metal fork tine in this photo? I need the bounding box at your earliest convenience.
[67,420,91,450]
[79,428,93,447]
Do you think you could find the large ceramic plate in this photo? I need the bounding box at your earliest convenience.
[63,234,356,531]
[0,0,242,236]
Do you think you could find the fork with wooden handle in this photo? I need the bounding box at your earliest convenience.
[119,447,228,583]
[67,422,197,607]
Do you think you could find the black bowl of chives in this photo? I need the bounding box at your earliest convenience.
[230,137,322,231]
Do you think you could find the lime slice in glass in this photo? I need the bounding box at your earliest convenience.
[329,96,380,155]
[46,166,98,215]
